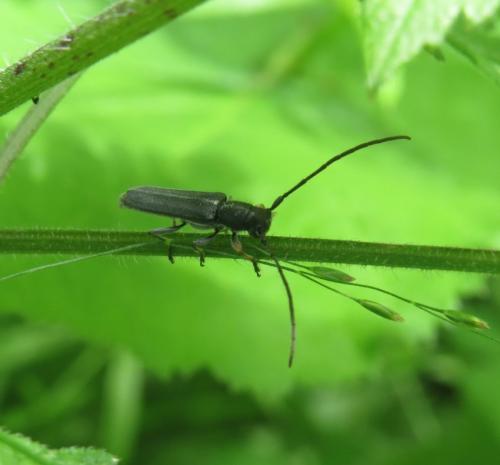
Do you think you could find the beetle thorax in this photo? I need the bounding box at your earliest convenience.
[217,201,272,240]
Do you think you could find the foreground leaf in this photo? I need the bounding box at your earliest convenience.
[0,427,116,465]
[448,13,500,86]
[363,0,500,88]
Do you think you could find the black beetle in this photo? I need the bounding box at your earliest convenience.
[120,135,411,366]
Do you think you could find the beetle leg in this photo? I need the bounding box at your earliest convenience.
[193,245,206,267]
[167,243,175,264]
[193,228,223,247]
[230,231,261,277]
[150,221,187,237]
[193,228,223,267]
[150,221,187,264]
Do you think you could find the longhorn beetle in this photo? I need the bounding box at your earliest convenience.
[120,135,411,366]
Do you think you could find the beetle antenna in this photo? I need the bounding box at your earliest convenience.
[270,135,411,210]
[259,241,296,367]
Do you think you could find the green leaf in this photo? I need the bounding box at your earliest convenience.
[0,2,499,400]
[448,13,500,86]
[0,427,116,465]
[363,0,500,88]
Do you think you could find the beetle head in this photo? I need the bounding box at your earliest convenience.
[248,206,272,242]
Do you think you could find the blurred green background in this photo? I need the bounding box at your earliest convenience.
[0,0,500,463]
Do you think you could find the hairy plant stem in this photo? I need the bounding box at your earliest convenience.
[0,0,207,116]
[0,229,498,274]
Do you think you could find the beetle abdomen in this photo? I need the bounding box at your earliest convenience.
[120,187,226,223]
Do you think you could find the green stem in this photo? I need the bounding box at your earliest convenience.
[0,0,207,116]
[0,229,498,274]
[0,74,80,182]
